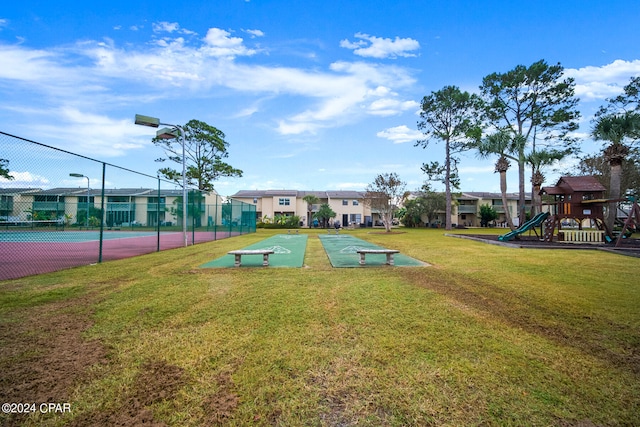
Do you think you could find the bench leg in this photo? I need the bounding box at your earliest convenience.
[359,253,366,265]
[386,253,395,265]
[234,254,242,267]
[263,253,270,266]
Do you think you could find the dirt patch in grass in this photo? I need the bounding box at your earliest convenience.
[134,361,186,407]
[0,287,190,427]
[0,293,108,427]
[69,360,186,427]
[202,372,240,425]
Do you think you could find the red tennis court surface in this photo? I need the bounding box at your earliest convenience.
[0,231,241,281]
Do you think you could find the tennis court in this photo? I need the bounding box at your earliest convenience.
[0,230,161,243]
[0,229,240,280]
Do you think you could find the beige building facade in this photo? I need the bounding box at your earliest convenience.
[229,189,531,228]
[409,191,530,227]
[231,190,376,227]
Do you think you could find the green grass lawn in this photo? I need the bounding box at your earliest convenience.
[1,228,639,426]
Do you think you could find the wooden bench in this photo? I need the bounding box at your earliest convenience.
[356,249,400,266]
[559,230,604,244]
[227,249,275,267]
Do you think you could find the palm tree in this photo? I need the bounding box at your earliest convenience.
[592,112,640,231]
[302,194,320,228]
[527,149,567,215]
[475,131,518,230]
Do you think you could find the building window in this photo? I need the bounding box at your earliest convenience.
[352,200,359,206]
[342,200,348,206]
[279,198,290,206]
[253,198,258,204]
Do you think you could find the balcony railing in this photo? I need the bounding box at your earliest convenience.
[457,205,477,214]
[32,202,65,211]
[147,203,167,211]
[106,203,134,212]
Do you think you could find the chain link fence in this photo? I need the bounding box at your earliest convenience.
[0,131,255,280]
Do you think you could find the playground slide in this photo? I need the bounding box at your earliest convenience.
[498,212,550,242]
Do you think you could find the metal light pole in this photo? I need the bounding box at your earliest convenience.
[135,114,188,247]
[70,173,90,228]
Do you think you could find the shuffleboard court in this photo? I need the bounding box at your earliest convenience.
[318,234,427,267]
[200,234,308,268]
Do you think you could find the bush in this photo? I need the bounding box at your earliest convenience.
[258,215,300,229]
[479,204,498,227]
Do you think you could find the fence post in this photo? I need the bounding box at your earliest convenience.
[191,190,195,245]
[214,198,218,240]
[228,201,232,238]
[98,163,106,263]
[156,177,161,252]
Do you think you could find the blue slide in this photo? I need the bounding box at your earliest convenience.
[498,212,550,242]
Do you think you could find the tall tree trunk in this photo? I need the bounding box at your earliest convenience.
[605,143,629,232]
[608,163,622,232]
[445,140,452,230]
[495,156,515,230]
[531,170,545,217]
[500,171,515,230]
[518,155,526,227]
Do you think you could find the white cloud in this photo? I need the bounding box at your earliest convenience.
[340,33,420,59]
[0,44,63,81]
[0,171,50,188]
[377,125,422,144]
[367,99,419,117]
[153,21,180,33]
[564,59,640,101]
[202,28,256,57]
[276,119,323,135]
[11,106,151,157]
[0,26,418,140]
[243,29,264,38]
[0,19,8,30]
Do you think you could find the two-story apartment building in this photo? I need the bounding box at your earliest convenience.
[408,191,530,227]
[231,189,532,228]
[456,192,529,227]
[231,190,375,227]
[0,187,225,228]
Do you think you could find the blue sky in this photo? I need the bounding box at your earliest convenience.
[1,0,639,196]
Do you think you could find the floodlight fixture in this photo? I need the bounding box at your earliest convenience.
[135,114,188,247]
[156,127,181,139]
[134,114,160,128]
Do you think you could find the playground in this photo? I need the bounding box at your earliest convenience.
[460,176,640,257]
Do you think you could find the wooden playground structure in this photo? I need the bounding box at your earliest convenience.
[496,175,639,247]
[538,176,640,247]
